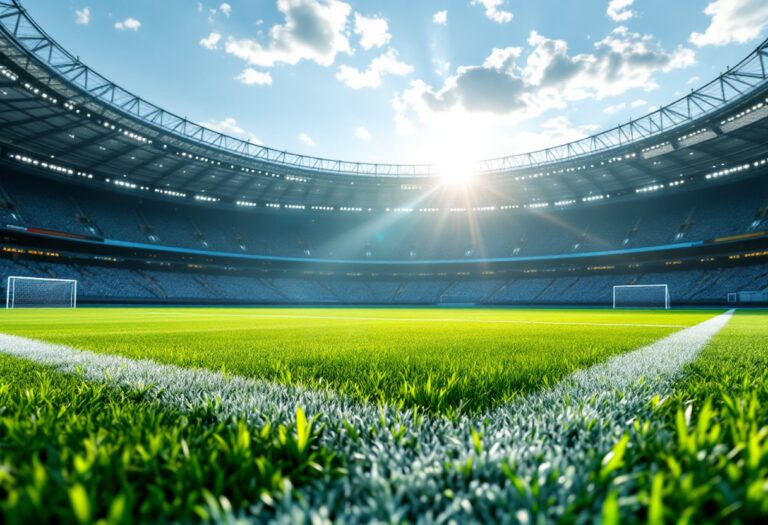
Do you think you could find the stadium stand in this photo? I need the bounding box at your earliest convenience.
[2,256,767,305]
[1,171,767,260]
[0,6,767,306]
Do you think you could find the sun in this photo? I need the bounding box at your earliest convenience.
[439,156,478,187]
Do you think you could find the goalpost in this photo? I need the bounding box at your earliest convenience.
[5,276,77,309]
[613,284,670,309]
[728,291,765,304]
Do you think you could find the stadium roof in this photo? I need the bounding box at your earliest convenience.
[0,0,767,209]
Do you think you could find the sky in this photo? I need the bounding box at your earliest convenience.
[19,0,768,166]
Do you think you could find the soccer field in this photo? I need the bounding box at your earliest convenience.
[0,307,719,414]
[0,307,767,523]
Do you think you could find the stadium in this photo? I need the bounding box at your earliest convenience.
[0,0,767,523]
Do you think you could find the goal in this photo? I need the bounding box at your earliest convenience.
[613,284,669,309]
[5,276,77,308]
[728,291,766,304]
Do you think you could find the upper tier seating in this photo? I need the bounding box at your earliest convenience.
[1,172,766,262]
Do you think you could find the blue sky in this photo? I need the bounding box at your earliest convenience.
[21,0,768,165]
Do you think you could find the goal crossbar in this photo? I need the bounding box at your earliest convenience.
[613,284,670,309]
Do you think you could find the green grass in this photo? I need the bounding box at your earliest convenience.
[1,306,766,523]
[0,307,719,415]
[0,353,341,525]
[580,310,768,524]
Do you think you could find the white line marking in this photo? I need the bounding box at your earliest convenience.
[0,310,734,522]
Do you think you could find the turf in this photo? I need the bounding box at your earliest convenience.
[0,353,341,525]
[1,307,766,523]
[0,307,720,415]
[580,310,768,524]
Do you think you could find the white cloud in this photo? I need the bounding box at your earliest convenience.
[433,10,448,25]
[687,75,701,84]
[392,27,695,160]
[355,126,372,141]
[433,58,451,77]
[201,117,262,144]
[114,17,141,31]
[603,102,626,114]
[690,0,768,47]
[630,98,647,108]
[206,3,232,21]
[200,32,222,50]
[354,13,391,50]
[403,27,693,117]
[606,0,635,22]
[225,0,352,68]
[75,7,90,25]
[522,27,694,100]
[299,132,316,147]
[235,68,273,86]
[471,0,513,24]
[337,48,413,89]
[482,46,522,69]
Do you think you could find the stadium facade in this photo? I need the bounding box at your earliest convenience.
[0,0,767,306]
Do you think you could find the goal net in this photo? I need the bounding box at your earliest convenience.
[5,276,77,308]
[613,284,669,309]
[728,291,766,304]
